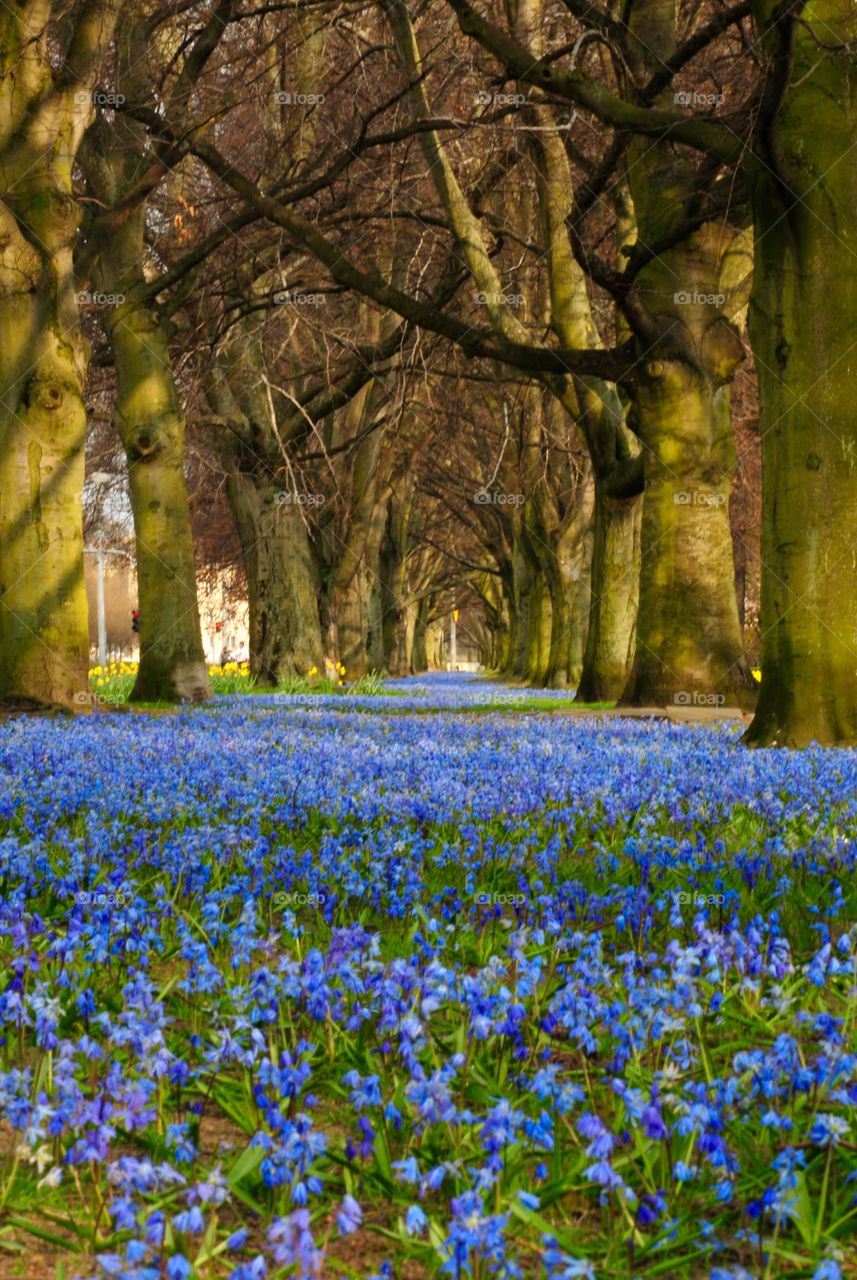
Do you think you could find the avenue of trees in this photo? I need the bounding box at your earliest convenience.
[0,0,854,746]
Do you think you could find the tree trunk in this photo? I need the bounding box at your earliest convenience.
[402,602,418,673]
[621,362,755,708]
[619,0,755,713]
[744,0,857,745]
[493,606,512,672]
[0,203,90,707]
[334,578,370,678]
[386,598,418,675]
[526,569,551,684]
[569,525,593,688]
[540,518,590,689]
[107,306,210,703]
[509,541,532,677]
[227,476,323,684]
[367,573,386,674]
[544,568,573,688]
[577,485,641,701]
[364,500,387,674]
[380,496,412,674]
[0,8,120,708]
[82,42,211,706]
[412,598,430,671]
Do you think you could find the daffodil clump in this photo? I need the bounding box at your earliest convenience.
[208,661,254,694]
[210,661,251,677]
[87,660,136,703]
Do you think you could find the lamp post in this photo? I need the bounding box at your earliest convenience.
[95,547,106,666]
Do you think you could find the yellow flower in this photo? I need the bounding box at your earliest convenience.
[309,666,318,677]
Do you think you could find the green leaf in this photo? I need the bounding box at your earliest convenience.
[3,1219,82,1253]
[226,1141,265,1189]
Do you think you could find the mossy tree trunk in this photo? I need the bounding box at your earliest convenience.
[0,1,119,709]
[569,522,593,688]
[616,1,755,710]
[334,578,370,678]
[315,301,398,678]
[744,0,857,745]
[509,539,533,677]
[0,196,90,708]
[525,112,642,702]
[525,565,551,684]
[103,301,211,702]
[494,582,513,674]
[226,475,323,684]
[621,353,754,706]
[204,332,325,684]
[412,597,430,672]
[380,486,415,675]
[576,482,640,701]
[82,18,210,704]
[365,501,388,674]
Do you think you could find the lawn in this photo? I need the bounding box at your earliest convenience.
[0,678,853,1279]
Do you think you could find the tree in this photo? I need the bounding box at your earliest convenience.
[0,0,121,708]
[743,0,857,745]
[78,3,229,702]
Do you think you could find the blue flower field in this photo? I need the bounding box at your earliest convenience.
[0,678,855,1279]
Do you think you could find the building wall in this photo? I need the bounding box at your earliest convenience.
[84,556,249,665]
[85,556,135,659]
[198,579,249,664]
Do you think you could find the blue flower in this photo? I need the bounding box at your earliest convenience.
[172,1206,205,1234]
[405,1204,428,1236]
[337,1194,363,1235]
[166,1257,193,1280]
